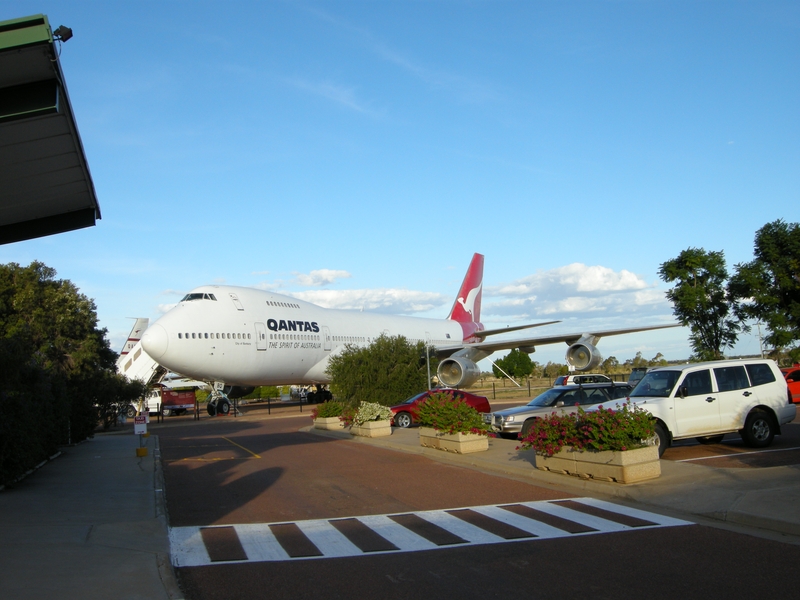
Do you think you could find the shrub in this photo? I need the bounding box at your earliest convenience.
[326,334,432,406]
[311,400,344,420]
[351,401,393,426]
[415,392,493,436]
[518,402,656,456]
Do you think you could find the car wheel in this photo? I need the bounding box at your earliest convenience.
[521,419,537,439]
[218,399,231,416]
[162,408,172,417]
[741,410,776,448]
[125,405,137,419]
[696,435,724,444]
[654,423,670,457]
[394,412,412,428]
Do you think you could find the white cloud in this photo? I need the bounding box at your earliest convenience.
[290,288,448,314]
[484,263,671,322]
[490,263,648,297]
[157,303,177,314]
[292,269,352,287]
[255,262,672,329]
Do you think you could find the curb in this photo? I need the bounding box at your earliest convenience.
[152,435,185,600]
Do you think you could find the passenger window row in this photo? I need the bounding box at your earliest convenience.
[178,332,251,340]
[271,333,319,341]
[267,301,299,309]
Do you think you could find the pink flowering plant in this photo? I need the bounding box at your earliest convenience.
[416,392,494,436]
[518,402,656,456]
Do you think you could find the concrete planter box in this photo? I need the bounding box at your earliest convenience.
[534,445,660,484]
[314,416,345,430]
[350,420,392,437]
[418,427,489,454]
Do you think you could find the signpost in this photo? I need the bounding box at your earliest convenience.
[134,415,148,457]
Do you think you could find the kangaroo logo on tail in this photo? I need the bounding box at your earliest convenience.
[448,254,484,336]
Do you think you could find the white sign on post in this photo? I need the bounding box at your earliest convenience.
[134,415,147,435]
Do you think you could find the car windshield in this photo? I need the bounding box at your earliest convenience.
[527,388,570,407]
[402,392,429,405]
[629,371,681,398]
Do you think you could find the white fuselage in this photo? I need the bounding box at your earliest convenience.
[141,285,464,386]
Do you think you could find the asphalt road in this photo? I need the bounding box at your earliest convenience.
[176,526,799,600]
[156,411,800,600]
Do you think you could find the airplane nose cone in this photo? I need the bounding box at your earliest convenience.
[141,324,169,360]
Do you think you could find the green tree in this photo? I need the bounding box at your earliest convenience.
[729,220,800,362]
[659,248,743,360]
[326,334,431,407]
[0,262,132,484]
[543,361,567,379]
[491,349,534,379]
[623,352,648,368]
[601,356,619,374]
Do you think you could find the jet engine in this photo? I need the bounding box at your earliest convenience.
[437,356,481,388]
[565,342,603,371]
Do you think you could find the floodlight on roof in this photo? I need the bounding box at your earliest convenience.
[53,25,72,42]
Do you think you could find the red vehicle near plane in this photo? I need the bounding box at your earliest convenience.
[390,389,491,428]
[782,365,800,404]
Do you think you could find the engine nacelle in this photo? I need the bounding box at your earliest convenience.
[437,356,481,388]
[565,342,603,371]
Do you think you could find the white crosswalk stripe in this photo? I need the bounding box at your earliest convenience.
[170,498,692,567]
[355,514,439,552]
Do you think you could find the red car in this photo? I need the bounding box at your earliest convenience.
[782,365,800,404]
[390,389,491,428]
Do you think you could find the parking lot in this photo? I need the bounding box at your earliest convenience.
[152,395,800,471]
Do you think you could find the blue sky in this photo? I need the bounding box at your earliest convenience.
[2,1,797,368]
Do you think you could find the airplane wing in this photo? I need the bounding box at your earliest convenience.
[471,320,561,339]
[434,323,681,357]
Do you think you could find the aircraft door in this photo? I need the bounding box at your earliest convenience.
[323,326,331,352]
[229,293,244,311]
[254,322,267,351]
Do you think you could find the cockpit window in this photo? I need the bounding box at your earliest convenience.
[181,293,217,302]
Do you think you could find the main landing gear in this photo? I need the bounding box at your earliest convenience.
[306,385,332,404]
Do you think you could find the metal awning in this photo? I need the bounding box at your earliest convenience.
[0,14,100,245]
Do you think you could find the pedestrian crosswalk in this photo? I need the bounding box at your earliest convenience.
[169,497,691,567]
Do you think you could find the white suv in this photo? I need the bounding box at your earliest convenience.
[603,359,796,456]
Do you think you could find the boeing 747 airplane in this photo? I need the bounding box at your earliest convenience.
[141,254,676,413]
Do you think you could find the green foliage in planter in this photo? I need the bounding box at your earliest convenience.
[416,392,493,436]
[311,400,344,420]
[351,401,393,426]
[326,334,433,407]
[518,402,656,456]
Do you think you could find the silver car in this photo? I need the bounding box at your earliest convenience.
[487,383,633,438]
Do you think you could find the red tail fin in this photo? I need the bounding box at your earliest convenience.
[447,253,484,324]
